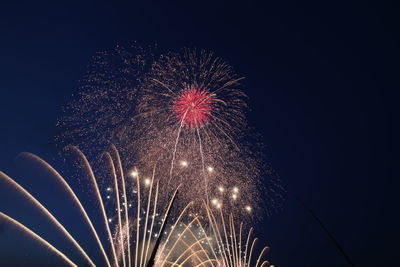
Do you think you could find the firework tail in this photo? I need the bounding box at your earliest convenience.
[229,214,238,266]
[255,246,269,267]
[106,152,126,267]
[0,171,96,266]
[238,222,243,266]
[111,144,132,267]
[196,128,209,204]
[220,208,234,267]
[20,152,112,267]
[243,227,253,265]
[143,181,159,267]
[0,212,78,267]
[145,186,179,267]
[168,111,187,185]
[135,168,141,267]
[204,203,230,265]
[139,166,156,267]
[72,147,119,267]
[203,200,270,267]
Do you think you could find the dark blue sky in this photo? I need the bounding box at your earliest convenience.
[0,1,398,266]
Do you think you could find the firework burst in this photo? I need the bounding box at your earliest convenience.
[58,46,284,222]
[131,49,281,220]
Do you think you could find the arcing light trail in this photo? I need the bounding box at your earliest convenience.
[0,212,78,267]
[0,148,272,266]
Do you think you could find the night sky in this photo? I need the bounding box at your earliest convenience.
[0,1,398,266]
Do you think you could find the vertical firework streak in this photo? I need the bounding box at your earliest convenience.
[140,166,155,267]
[71,146,119,267]
[112,144,132,267]
[147,196,272,267]
[135,168,141,267]
[143,180,158,266]
[196,128,208,204]
[168,110,187,185]
[106,152,126,267]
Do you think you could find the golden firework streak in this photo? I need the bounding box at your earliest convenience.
[0,171,95,266]
[21,152,112,267]
[72,147,119,267]
[0,212,78,267]
[0,148,272,267]
[112,144,132,267]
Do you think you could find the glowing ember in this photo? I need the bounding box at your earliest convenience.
[174,86,214,128]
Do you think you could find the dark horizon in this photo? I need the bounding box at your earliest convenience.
[0,1,398,266]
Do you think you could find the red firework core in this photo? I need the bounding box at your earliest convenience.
[174,86,214,128]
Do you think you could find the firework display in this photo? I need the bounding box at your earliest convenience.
[0,46,284,265]
[59,47,284,221]
[0,148,272,266]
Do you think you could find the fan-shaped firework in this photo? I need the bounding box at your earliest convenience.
[0,149,273,266]
[58,47,284,222]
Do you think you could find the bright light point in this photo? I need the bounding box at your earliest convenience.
[108,218,112,222]
[207,166,214,172]
[216,203,222,209]
[180,160,188,167]
[245,205,252,212]
[144,178,151,186]
[130,170,138,177]
[106,195,110,199]
[106,187,111,191]
[218,186,225,192]
[232,194,237,200]
[211,199,218,205]
[233,187,239,193]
